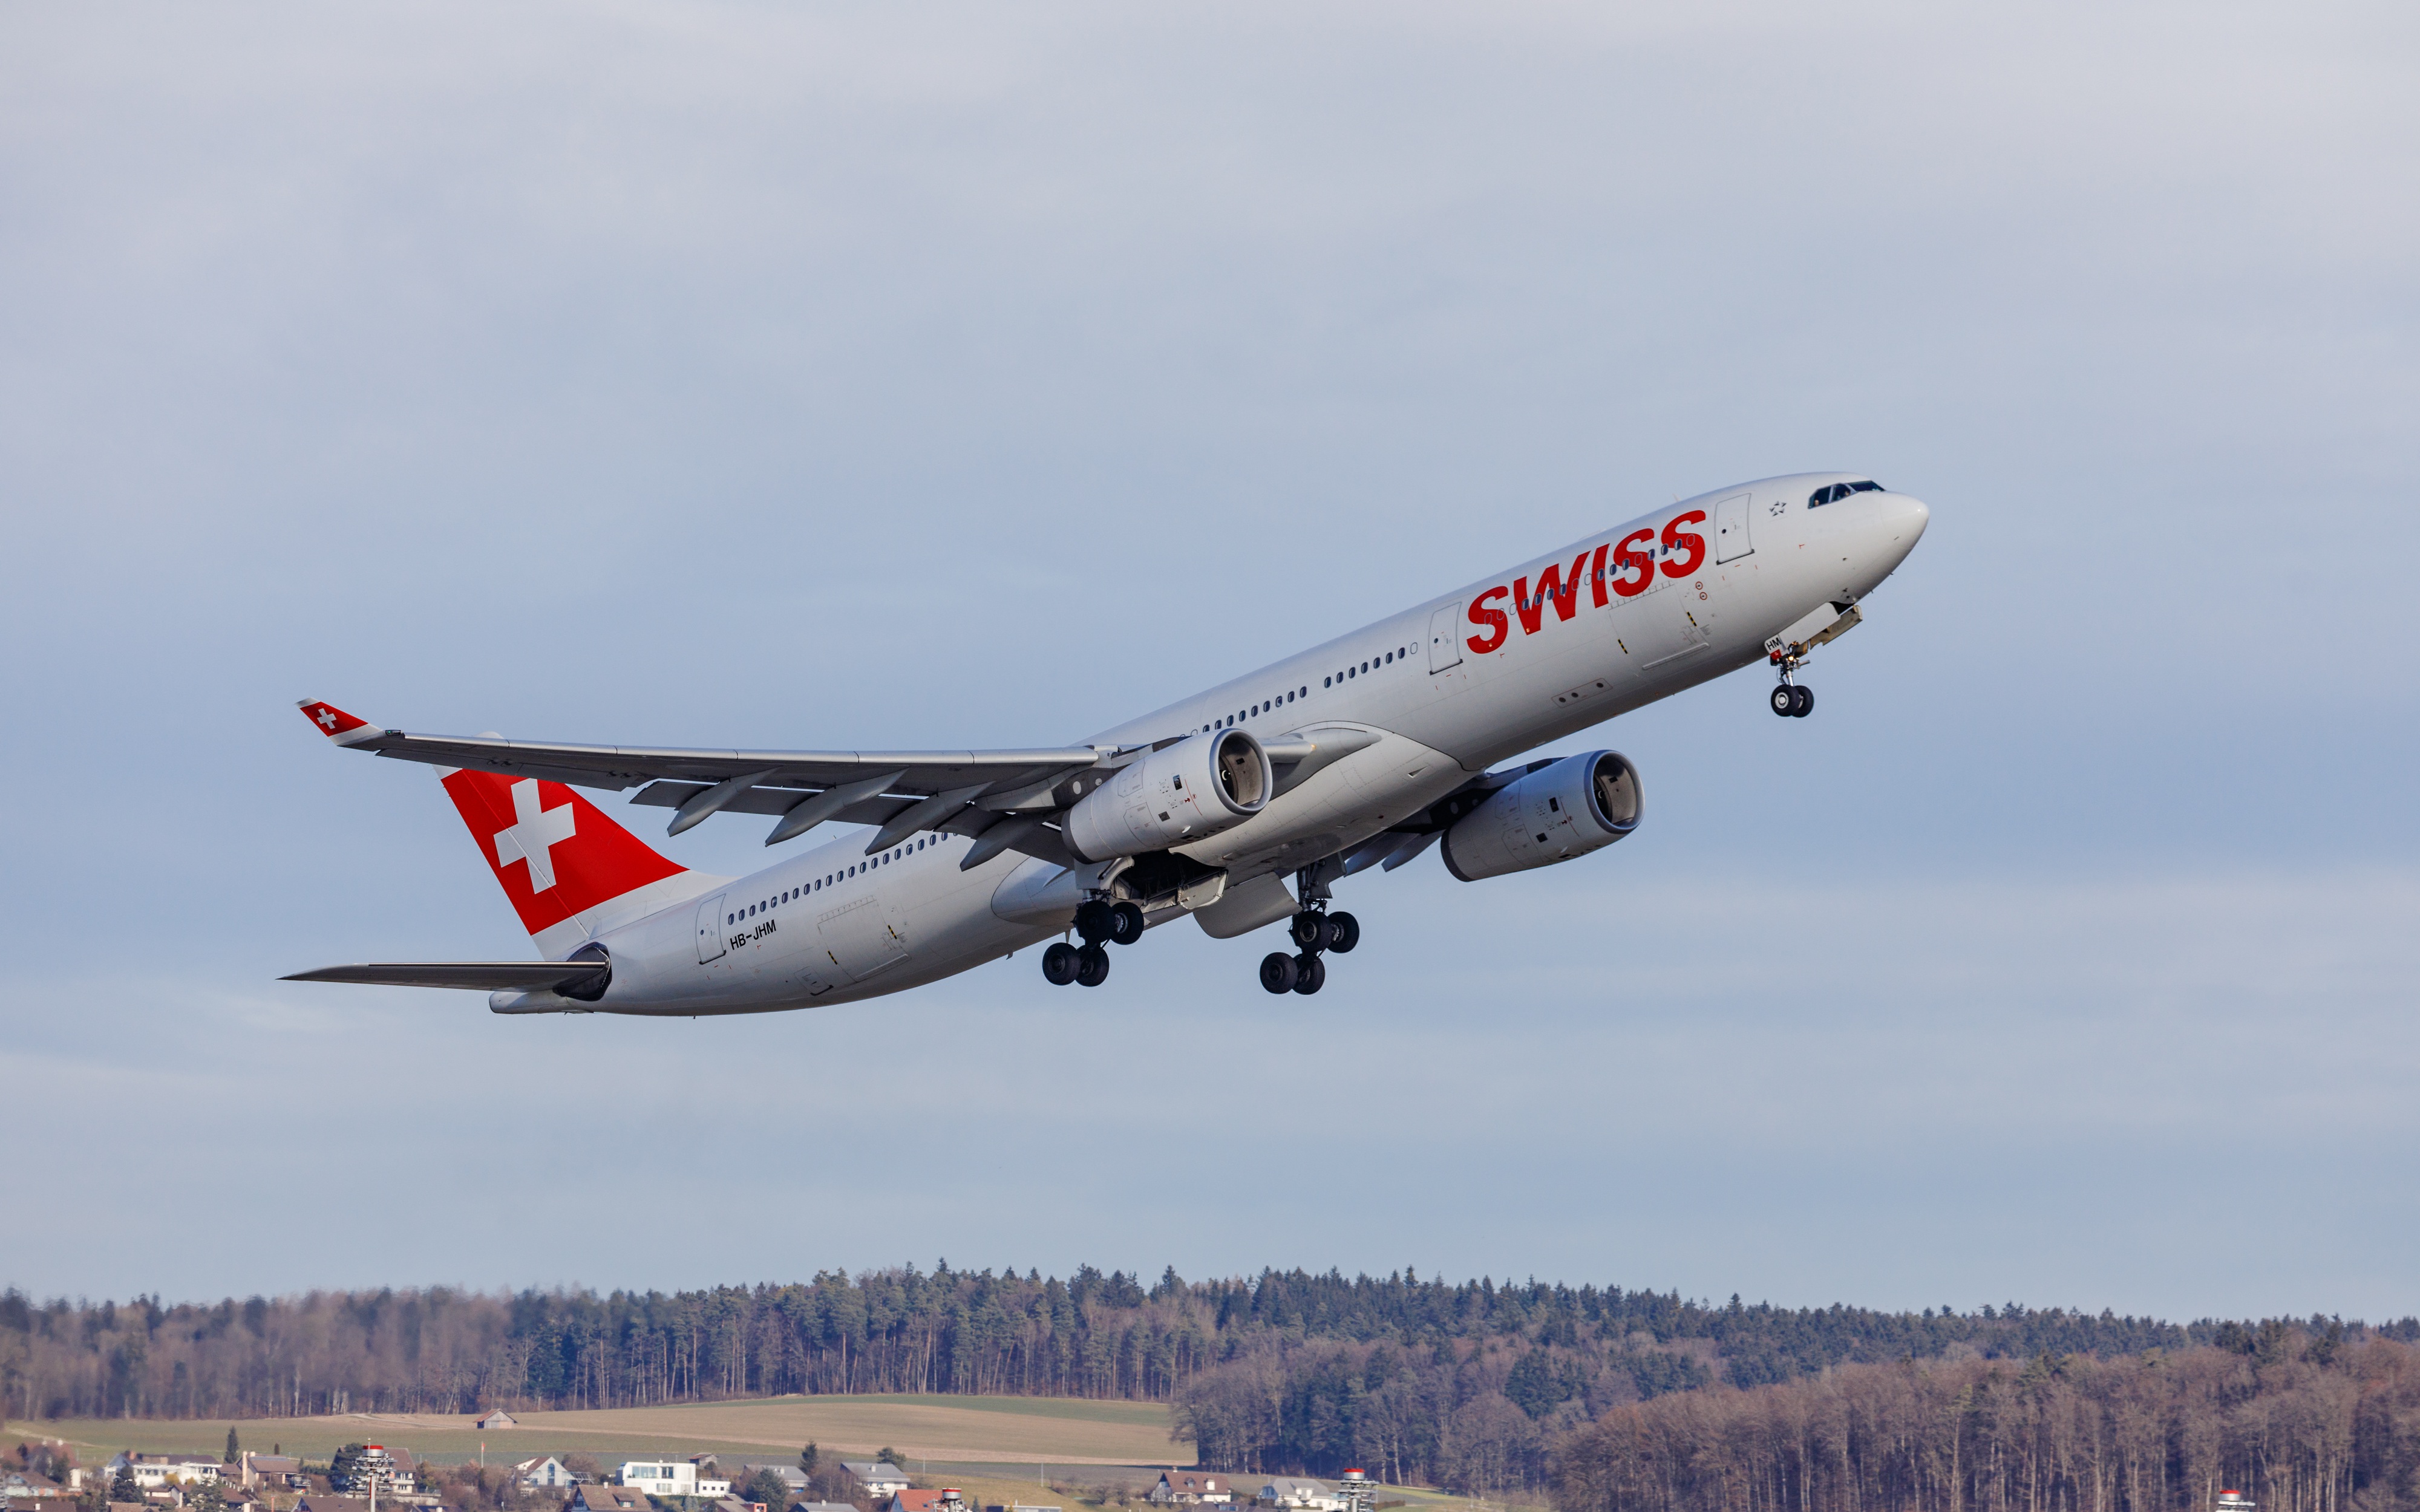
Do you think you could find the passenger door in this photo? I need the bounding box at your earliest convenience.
[1428,602,1463,672]
[695,894,727,963]
[1713,492,1754,564]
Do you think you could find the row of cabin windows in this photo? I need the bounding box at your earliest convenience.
[725,833,952,925]
[1202,686,1310,735]
[1325,644,1410,687]
[1189,639,1417,737]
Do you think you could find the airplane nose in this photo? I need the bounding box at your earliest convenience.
[1868,494,1926,552]
[1856,491,1929,584]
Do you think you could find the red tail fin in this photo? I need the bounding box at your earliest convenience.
[438,770,687,939]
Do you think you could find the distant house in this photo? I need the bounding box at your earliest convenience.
[788,1502,858,1512]
[840,1466,909,1500]
[474,1410,518,1430]
[513,1460,573,1493]
[571,1489,649,1512]
[1256,1483,1339,1512]
[238,1460,306,1493]
[106,1459,221,1491]
[734,1468,807,1496]
[1149,1476,1232,1506]
[885,1491,966,1512]
[618,1464,728,1501]
[293,1496,379,1512]
[1,1471,67,1505]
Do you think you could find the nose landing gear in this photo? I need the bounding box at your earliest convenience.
[1768,650,1814,718]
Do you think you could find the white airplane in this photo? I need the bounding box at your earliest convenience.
[288,472,1927,1011]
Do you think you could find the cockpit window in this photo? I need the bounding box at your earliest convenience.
[1808,480,1884,507]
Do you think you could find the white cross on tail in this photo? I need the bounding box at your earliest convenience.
[492,780,577,892]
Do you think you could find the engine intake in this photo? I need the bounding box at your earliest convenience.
[1441,751,1641,882]
[1064,729,1270,864]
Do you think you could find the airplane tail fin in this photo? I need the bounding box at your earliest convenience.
[299,699,693,951]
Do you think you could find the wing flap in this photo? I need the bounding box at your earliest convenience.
[281,962,612,991]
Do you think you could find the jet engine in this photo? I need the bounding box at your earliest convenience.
[1440,751,1641,882]
[1064,729,1272,864]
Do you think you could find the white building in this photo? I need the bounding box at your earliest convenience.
[620,1464,730,1500]
[105,1459,221,1491]
[1257,1482,1340,1512]
[514,1460,574,1493]
[840,1466,908,1500]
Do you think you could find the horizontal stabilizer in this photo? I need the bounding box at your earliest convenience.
[281,962,611,992]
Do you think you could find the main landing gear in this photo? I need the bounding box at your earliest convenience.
[1261,907,1358,996]
[1041,896,1145,988]
[1768,650,1815,719]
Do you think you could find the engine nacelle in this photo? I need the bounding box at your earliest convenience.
[1441,751,1641,882]
[1064,729,1272,864]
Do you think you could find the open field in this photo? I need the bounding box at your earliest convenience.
[10,1394,1186,1468]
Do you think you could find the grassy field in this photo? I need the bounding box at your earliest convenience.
[9,1398,1537,1512]
[10,1393,1184,1468]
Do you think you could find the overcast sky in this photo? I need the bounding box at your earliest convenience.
[2,1,2414,1324]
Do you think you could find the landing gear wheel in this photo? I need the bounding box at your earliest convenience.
[1289,911,1335,951]
[1770,684,1797,717]
[1075,944,1111,988]
[1042,942,1081,986]
[1291,953,1326,995]
[1259,952,1299,994]
[1790,685,1814,717]
[1107,900,1146,945]
[1074,899,1114,943]
[1326,911,1361,953]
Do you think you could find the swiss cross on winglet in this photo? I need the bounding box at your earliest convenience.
[295,699,375,743]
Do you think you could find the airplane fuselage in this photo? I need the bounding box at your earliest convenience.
[490,472,1928,1014]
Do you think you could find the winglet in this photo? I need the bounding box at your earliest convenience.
[296,699,378,744]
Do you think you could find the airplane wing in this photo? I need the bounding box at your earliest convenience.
[298,699,1107,857]
[281,962,612,991]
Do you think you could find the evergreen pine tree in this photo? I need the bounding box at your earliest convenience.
[225,1430,240,1467]
[111,1466,140,1505]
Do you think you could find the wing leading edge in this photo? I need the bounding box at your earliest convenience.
[298,699,1103,858]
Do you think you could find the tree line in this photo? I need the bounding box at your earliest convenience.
[1554,1328,2420,1512]
[2,1263,2413,1440]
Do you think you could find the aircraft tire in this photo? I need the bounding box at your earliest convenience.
[1042,942,1081,986]
[1292,953,1326,995]
[1770,685,1797,717]
[1108,901,1146,945]
[1792,685,1815,717]
[1327,911,1361,954]
[1074,899,1114,943]
[1289,911,1334,951]
[1259,952,1298,994]
[1076,945,1111,988]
